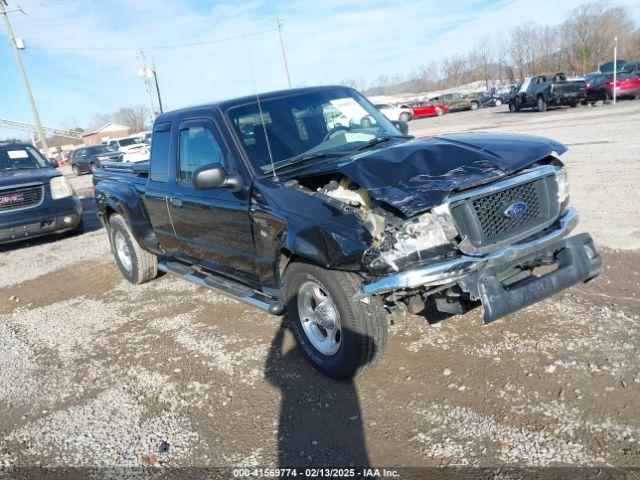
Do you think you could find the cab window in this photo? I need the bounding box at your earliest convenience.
[178,126,225,182]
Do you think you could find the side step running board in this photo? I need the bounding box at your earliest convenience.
[158,261,285,315]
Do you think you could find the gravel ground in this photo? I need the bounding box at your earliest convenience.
[1,102,639,474]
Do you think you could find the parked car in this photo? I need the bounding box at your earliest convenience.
[428,92,480,111]
[374,103,413,122]
[0,140,83,243]
[492,85,519,105]
[468,91,501,108]
[509,73,586,112]
[93,85,601,379]
[402,100,448,118]
[105,136,145,151]
[71,144,123,175]
[585,72,640,101]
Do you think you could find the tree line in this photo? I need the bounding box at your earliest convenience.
[350,1,640,96]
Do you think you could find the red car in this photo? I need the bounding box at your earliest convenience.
[586,72,640,101]
[402,101,449,118]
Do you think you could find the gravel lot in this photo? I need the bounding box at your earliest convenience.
[1,101,639,474]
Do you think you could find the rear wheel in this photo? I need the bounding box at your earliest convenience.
[509,102,518,113]
[399,112,411,122]
[495,99,503,106]
[284,262,388,379]
[436,108,444,116]
[108,214,158,284]
[360,116,372,128]
[469,101,479,110]
[537,96,548,112]
[569,102,578,108]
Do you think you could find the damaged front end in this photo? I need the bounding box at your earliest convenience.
[350,163,601,324]
[293,163,600,324]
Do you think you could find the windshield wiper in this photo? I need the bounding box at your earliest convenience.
[355,135,413,151]
[263,151,344,174]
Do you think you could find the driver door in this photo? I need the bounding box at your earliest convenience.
[167,118,258,285]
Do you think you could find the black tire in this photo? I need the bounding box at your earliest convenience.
[494,99,503,106]
[436,108,445,116]
[509,102,517,113]
[569,102,578,108]
[284,262,388,379]
[469,101,479,111]
[108,214,158,284]
[360,117,372,128]
[90,163,97,173]
[72,164,81,176]
[537,95,547,112]
[399,112,411,122]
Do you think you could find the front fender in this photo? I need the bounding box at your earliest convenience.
[250,181,373,289]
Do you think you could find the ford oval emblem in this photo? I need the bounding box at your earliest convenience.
[503,201,528,218]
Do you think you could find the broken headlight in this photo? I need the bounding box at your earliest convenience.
[555,167,569,208]
[379,212,450,269]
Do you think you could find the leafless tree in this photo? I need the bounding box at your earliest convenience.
[562,2,639,74]
[341,77,367,92]
[113,105,149,133]
[472,34,494,89]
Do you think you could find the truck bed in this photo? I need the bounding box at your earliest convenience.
[92,161,149,189]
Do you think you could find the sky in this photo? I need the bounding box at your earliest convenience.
[2,0,640,139]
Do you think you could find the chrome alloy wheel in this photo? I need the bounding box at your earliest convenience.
[114,231,132,273]
[297,280,342,356]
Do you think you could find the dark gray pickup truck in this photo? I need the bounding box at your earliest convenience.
[509,73,587,112]
[93,86,601,379]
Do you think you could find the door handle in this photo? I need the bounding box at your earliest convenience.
[170,197,183,208]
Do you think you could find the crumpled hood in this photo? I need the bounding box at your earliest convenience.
[0,167,62,190]
[298,132,566,217]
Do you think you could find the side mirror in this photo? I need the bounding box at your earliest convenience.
[391,120,409,136]
[192,163,242,192]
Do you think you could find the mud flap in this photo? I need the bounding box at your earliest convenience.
[459,233,602,324]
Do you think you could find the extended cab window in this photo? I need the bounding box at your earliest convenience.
[149,122,171,182]
[178,126,225,182]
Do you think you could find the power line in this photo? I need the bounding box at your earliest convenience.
[26,27,276,52]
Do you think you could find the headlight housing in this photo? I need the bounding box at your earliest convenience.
[50,176,74,199]
[379,212,450,270]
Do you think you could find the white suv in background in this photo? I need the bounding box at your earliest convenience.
[374,103,413,122]
[104,135,150,163]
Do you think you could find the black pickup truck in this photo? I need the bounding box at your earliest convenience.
[509,73,586,112]
[93,86,601,379]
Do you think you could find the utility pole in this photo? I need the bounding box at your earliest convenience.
[1,0,49,155]
[613,36,618,105]
[137,49,157,123]
[276,18,292,88]
[151,57,163,114]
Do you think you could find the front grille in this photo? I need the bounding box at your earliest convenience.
[450,174,559,251]
[0,185,44,212]
[472,181,542,240]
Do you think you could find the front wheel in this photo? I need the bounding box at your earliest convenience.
[399,112,411,122]
[284,262,388,379]
[537,96,548,112]
[108,214,158,284]
[436,108,444,116]
[495,99,503,106]
[72,164,81,176]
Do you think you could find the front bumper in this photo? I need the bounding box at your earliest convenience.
[0,195,82,244]
[356,208,602,323]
